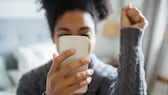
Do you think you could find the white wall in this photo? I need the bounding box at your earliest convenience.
[0,0,45,19]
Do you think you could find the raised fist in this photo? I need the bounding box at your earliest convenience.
[121,4,148,30]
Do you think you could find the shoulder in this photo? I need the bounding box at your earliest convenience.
[20,60,52,81]
[17,61,52,95]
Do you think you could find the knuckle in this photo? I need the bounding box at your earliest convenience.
[48,76,55,82]
[140,17,145,22]
[55,58,60,63]
[133,7,139,12]
[81,71,88,77]
[80,61,86,66]
[47,78,54,86]
[47,71,52,77]
[74,73,81,80]
[64,50,71,56]
[74,71,88,80]
[135,16,141,22]
[47,74,59,84]
[79,81,87,87]
[67,63,74,70]
[47,71,56,79]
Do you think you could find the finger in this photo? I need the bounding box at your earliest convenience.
[65,69,94,86]
[126,9,136,24]
[134,7,144,18]
[66,77,92,93]
[126,3,133,10]
[139,17,145,24]
[135,20,148,29]
[49,49,76,74]
[133,8,143,23]
[139,11,149,29]
[121,6,128,21]
[127,8,139,17]
[121,5,132,28]
[127,8,143,23]
[121,4,132,20]
[48,53,58,75]
[133,14,148,29]
[134,15,141,23]
[58,57,91,77]
[133,23,145,29]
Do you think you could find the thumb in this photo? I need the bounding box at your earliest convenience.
[121,7,127,22]
[121,4,132,28]
[52,53,59,70]
[133,23,145,29]
[49,53,59,73]
[133,21,148,30]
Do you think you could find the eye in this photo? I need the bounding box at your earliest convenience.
[58,34,71,37]
[80,34,89,37]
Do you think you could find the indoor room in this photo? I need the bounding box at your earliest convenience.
[0,0,168,95]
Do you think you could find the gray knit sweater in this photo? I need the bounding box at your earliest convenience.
[17,28,147,95]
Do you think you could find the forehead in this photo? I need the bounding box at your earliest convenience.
[55,10,95,29]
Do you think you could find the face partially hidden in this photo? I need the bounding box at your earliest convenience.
[53,10,96,53]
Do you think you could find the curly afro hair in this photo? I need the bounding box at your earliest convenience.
[39,0,112,38]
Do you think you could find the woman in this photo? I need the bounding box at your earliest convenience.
[17,0,148,95]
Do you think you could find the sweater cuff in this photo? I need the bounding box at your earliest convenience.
[42,91,46,95]
[120,28,143,48]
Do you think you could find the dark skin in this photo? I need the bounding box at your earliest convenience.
[46,4,148,95]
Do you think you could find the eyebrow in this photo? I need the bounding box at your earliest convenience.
[79,26,90,32]
[56,26,90,32]
[57,27,70,32]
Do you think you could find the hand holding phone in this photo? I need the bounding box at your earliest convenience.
[58,36,90,93]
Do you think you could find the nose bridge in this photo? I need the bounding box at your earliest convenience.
[71,29,80,35]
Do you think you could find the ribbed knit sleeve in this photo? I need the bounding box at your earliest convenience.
[114,28,147,95]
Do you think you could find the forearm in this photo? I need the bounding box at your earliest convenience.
[114,28,147,95]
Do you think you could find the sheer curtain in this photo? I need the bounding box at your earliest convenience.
[142,0,168,94]
[151,26,168,95]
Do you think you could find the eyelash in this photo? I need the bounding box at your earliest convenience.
[58,34,89,37]
[58,34,71,37]
[80,34,89,37]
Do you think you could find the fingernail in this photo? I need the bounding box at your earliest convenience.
[87,77,92,83]
[53,53,56,59]
[81,57,90,64]
[87,69,94,75]
[128,3,132,8]
[128,3,132,6]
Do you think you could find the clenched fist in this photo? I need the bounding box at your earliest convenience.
[121,4,148,30]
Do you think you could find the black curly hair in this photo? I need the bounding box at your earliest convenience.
[39,0,112,38]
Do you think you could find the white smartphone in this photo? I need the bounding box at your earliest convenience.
[58,36,89,93]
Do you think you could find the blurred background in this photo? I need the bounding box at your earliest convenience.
[0,0,168,95]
